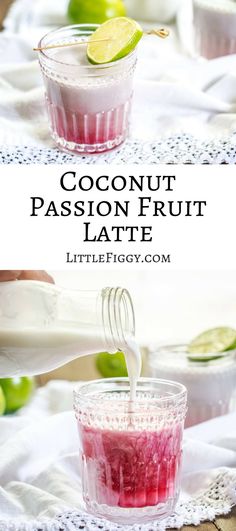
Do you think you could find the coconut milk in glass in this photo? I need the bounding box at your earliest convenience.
[149,343,236,427]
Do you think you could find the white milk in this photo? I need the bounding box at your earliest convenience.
[0,328,142,400]
[0,281,142,400]
[0,328,108,377]
[43,45,135,115]
[124,338,142,402]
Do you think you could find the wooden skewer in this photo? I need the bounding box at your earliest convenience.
[33,38,112,51]
[33,28,169,52]
[146,28,169,39]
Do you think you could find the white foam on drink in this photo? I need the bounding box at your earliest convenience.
[43,39,134,116]
[50,44,90,66]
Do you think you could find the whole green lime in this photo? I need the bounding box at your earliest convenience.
[96,351,128,378]
[0,387,6,415]
[67,0,126,25]
[0,377,35,414]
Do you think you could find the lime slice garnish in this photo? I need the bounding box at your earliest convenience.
[96,351,128,378]
[187,326,236,361]
[87,17,143,64]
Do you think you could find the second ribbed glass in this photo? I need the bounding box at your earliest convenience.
[193,0,236,59]
[148,344,236,427]
[74,378,187,525]
[38,25,137,154]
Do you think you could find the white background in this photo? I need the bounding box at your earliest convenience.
[0,164,236,345]
[50,270,236,345]
[0,164,235,270]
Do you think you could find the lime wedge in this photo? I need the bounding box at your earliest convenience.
[87,17,143,64]
[96,351,128,378]
[187,326,236,361]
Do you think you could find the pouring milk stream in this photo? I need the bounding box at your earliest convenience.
[0,281,141,400]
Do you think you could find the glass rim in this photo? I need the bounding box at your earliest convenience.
[38,24,137,70]
[74,377,187,406]
[150,343,236,360]
[193,0,236,13]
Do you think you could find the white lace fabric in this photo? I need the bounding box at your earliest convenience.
[0,382,236,531]
[1,0,236,163]
[0,469,235,531]
[56,470,236,530]
[1,131,236,164]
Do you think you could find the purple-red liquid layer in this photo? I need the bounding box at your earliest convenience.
[47,97,131,147]
[79,423,183,509]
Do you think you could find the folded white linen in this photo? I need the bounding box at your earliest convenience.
[0,380,236,531]
[1,0,236,154]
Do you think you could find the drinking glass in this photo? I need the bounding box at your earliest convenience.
[38,25,137,154]
[193,0,236,59]
[74,377,187,525]
[148,344,236,427]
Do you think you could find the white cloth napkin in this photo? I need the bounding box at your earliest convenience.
[1,0,236,150]
[0,380,236,531]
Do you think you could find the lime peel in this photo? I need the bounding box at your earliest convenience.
[67,0,126,25]
[87,17,143,64]
[0,377,35,413]
[96,351,128,377]
[0,387,6,415]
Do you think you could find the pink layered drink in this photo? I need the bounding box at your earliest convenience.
[149,345,236,428]
[193,0,236,59]
[79,424,182,509]
[38,25,137,154]
[74,378,187,525]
